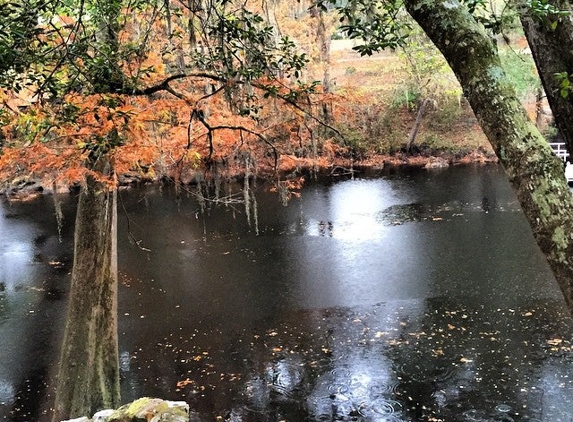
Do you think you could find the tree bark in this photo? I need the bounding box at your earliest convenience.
[52,160,120,421]
[404,0,573,309]
[406,97,434,152]
[519,0,573,154]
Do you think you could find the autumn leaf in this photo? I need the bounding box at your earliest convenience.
[176,378,194,388]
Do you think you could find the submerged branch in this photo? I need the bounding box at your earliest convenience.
[118,191,151,252]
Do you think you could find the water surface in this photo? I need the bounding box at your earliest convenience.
[1,164,572,421]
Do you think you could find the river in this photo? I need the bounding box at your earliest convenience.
[1,164,572,421]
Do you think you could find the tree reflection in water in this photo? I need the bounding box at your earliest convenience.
[3,166,573,421]
[121,297,573,422]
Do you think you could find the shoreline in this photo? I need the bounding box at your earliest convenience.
[1,148,499,201]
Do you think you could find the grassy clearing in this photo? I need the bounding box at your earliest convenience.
[317,40,499,162]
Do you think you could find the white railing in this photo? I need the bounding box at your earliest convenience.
[549,142,570,162]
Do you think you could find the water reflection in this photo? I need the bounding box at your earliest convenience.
[2,165,573,421]
[302,179,402,241]
[0,196,73,421]
[137,299,573,421]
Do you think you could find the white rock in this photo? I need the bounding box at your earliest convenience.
[166,400,189,412]
[93,409,114,421]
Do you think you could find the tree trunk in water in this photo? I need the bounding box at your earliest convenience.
[404,0,573,309]
[519,0,573,154]
[52,164,120,421]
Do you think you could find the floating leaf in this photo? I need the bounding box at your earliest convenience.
[176,378,193,388]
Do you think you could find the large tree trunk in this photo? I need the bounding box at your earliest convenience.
[52,161,120,421]
[519,0,573,153]
[404,0,573,309]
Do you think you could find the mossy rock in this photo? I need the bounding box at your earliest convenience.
[105,398,189,422]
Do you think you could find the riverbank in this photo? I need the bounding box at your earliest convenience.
[0,34,537,201]
[0,146,498,200]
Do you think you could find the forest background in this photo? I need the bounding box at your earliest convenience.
[0,0,546,197]
[1,0,570,419]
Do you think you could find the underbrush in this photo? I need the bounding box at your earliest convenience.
[323,88,488,161]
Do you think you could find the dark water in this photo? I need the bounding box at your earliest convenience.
[1,164,573,421]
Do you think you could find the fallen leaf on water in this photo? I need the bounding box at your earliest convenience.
[176,378,194,388]
[48,260,65,267]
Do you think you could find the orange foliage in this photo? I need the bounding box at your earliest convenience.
[0,1,343,190]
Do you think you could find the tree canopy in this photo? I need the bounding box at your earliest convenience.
[0,0,331,191]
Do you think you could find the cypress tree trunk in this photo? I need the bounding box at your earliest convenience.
[404,0,573,309]
[519,0,573,153]
[52,160,120,421]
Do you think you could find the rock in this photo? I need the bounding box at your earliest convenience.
[93,409,114,421]
[58,398,189,422]
[106,397,189,422]
[424,157,450,169]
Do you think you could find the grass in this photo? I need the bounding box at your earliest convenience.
[499,49,540,99]
[310,38,541,160]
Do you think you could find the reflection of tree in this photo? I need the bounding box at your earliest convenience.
[154,297,573,421]
[0,197,75,422]
[382,296,573,421]
[110,179,573,420]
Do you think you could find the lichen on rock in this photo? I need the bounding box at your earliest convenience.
[60,398,189,422]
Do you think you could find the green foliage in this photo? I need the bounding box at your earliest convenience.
[460,0,519,35]
[0,0,55,91]
[526,0,570,28]
[461,0,569,35]
[426,100,463,131]
[421,133,446,151]
[392,86,420,110]
[313,0,411,54]
[194,9,310,83]
[499,50,540,98]
[541,122,559,140]
[0,0,313,98]
[0,0,138,94]
[338,129,369,159]
[396,20,462,107]
[554,71,573,98]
